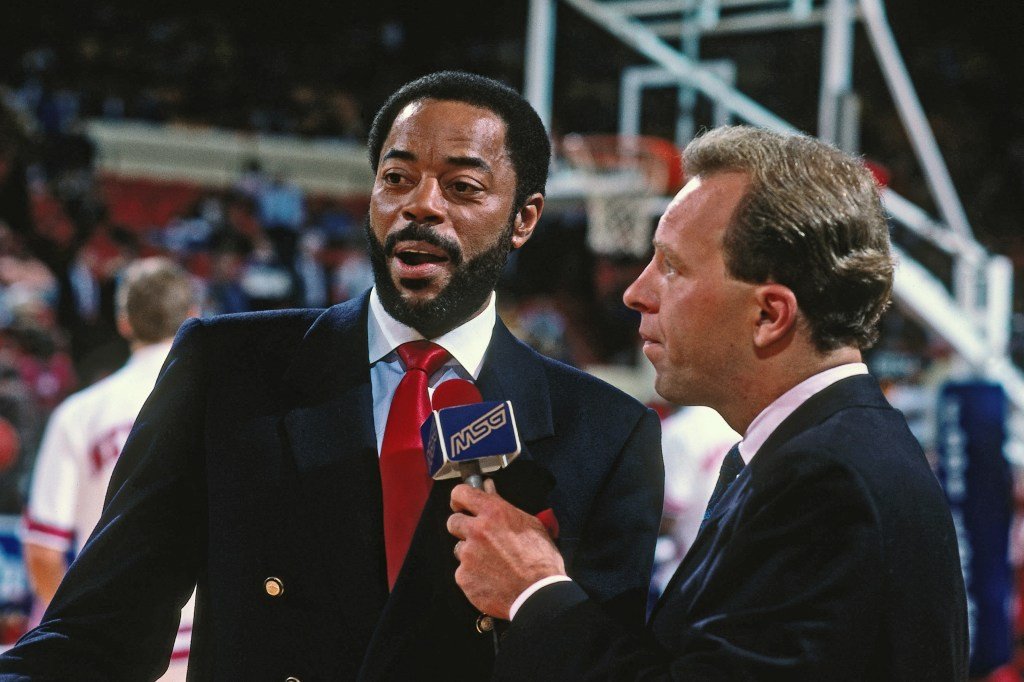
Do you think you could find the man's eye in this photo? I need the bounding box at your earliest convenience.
[451,181,480,194]
[383,172,404,184]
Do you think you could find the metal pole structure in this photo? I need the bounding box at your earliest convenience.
[858,0,974,242]
[712,61,737,127]
[676,32,701,147]
[791,0,813,19]
[618,62,737,139]
[554,0,1024,441]
[818,0,855,147]
[620,67,645,137]
[524,0,558,132]
[561,0,801,134]
[986,255,1014,359]
[838,91,861,153]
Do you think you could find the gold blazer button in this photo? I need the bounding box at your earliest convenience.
[475,614,495,633]
[264,577,284,597]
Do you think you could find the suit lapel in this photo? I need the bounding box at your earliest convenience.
[751,374,888,465]
[476,320,557,510]
[280,294,389,645]
[650,458,754,623]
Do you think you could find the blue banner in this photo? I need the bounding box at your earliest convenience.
[935,381,1012,676]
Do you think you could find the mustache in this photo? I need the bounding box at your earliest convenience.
[384,223,464,266]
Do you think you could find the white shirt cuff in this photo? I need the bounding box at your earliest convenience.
[508,575,572,621]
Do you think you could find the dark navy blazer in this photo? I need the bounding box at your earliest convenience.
[0,293,664,681]
[495,375,968,681]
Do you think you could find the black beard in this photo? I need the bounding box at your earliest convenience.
[365,216,514,338]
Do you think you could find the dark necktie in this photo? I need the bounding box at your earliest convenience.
[699,443,745,532]
[379,340,450,589]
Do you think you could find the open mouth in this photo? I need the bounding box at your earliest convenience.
[390,241,453,286]
[395,250,448,266]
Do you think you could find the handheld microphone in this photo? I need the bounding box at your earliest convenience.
[422,379,521,488]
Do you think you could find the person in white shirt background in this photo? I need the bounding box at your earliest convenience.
[22,256,199,682]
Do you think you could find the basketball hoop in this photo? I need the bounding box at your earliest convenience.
[559,134,681,259]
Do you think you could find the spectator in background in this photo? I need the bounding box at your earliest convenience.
[203,230,252,315]
[310,201,373,304]
[22,256,199,681]
[66,221,142,384]
[5,322,75,422]
[257,170,304,295]
[233,158,268,201]
[0,362,41,516]
[0,99,33,244]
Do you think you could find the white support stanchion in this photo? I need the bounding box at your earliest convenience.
[524,0,557,132]
[986,255,1014,359]
[858,0,974,243]
[818,0,855,147]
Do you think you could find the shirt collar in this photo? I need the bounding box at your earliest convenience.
[367,287,495,379]
[126,340,174,369]
[738,362,869,463]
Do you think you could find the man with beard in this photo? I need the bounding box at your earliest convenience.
[0,72,664,681]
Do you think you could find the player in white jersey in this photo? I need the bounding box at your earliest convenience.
[22,257,199,681]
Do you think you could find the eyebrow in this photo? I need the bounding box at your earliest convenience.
[381,149,416,164]
[652,237,681,264]
[446,155,492,173]
[380,148,492,174]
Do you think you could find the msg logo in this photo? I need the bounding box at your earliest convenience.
[450,404,507,457]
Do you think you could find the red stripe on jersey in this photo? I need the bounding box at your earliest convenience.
[23,516,74,541]
[171,624,192,659]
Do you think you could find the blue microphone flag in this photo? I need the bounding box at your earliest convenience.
[421,401,521,480]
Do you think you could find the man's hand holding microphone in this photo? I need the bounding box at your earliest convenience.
[422,379,566,621]
[447,479,566,620]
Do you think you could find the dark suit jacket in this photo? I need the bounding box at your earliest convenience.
[0,294,664,681]
[495,375,968,681]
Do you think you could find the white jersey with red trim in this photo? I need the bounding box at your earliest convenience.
[24,340,194,680]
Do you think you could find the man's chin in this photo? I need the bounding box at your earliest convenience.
[368,217,512,338]
[393,274,449,301]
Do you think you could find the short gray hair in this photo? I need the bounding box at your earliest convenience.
[684,125,894,351]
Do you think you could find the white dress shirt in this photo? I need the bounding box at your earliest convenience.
[367,287,496,454]
[737,362,868,463]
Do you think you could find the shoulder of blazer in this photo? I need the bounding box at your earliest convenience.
[176,294,370,403]
[753,374,893,464]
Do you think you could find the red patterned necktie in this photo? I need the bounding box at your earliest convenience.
[380,340,451,589]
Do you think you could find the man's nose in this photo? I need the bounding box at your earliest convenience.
[623,261,657,313]
[402,178,444,225]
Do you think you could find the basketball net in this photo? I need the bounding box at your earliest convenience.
[560,134,677,259]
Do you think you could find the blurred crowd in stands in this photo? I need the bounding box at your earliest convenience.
[0,66,649,521]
